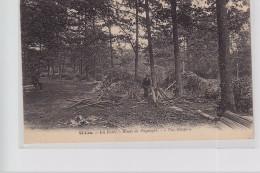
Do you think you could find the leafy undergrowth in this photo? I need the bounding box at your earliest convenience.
[24,77,220,130]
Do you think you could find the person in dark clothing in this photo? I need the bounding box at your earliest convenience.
[142,75,151,98]
[31,71,43,90]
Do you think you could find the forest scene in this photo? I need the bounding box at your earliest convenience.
[21,0,253,132]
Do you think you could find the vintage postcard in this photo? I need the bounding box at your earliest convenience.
[21,0,254,144]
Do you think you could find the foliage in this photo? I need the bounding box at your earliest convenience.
[21,0,253,111]
[233,77,253,112]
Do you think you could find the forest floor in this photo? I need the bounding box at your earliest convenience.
[23,78,221,130]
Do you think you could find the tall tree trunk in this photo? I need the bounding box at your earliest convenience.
[94,56,97,79]
[62,57,65,74]
[47,63,50,79]
[135,0,139,79]
[216,0,235,112]
[85,64,89,81]
[98,52,104,81]
[73,59,76,73]
[80,58,83,81]
[108,25,114,68]
[47,64,50,79]
[52,64,55,78]
[92,11,97,79]
[145,0,155,87]
[145,0,156,103]
[236,61,239,80]
[48,62,51,79]
[78,15,83,81]
[186,35,191,71]
[38,43,42,73]
[84,6,89,79]
[59,58,62,79]
[171,0,183,97]
[77,16,81,78]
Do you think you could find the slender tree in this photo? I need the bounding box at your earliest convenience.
[135,0,139,79]
[145,0,156,103]
[170,0,183,96]
[216,0,235,112]
[108,25,114,68]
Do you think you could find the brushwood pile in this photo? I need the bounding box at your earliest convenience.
[163,71,252,112]
[97,68,143,102]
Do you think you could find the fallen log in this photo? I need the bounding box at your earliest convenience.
[159,89,167,100]
[158,89,171,102]
[156,90,163,100]
[97,92,107,101]
[229,111,254,123]
[239,116,254,123]
[170,106,183,112]
[93,104,106,108]
[224,111,252,128]
[220,117,245,129]
[67,99,91,109]
[77,100,110,109]
[135,102,147,104]
[159,88,172,100]
[217,121,231,129]
[67,99,85,103]
[133,92,141,100]
[197,110,218,121]
[219,117,235,129]
[86,81,98,85]
[23,85,35,88]
[166,81,176,90]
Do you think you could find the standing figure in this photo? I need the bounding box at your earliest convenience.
[31,70,43,90]
[142,75,151,98]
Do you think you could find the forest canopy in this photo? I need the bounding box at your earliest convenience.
[21,0,251,113]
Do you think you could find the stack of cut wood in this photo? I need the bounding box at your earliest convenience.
[197,110,253,129]
[222,111,253,128]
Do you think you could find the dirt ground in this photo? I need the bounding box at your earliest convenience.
[23,78,219,130]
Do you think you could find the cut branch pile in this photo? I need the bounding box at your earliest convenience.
[156,88,173,102]
[67,97,119,109]
[95,68,144,102]
[163,71,219,97]
[68,115,118,128]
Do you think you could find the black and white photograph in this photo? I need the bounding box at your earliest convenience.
[20,0,254,143]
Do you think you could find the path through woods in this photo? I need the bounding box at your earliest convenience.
[23,78,253,130]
